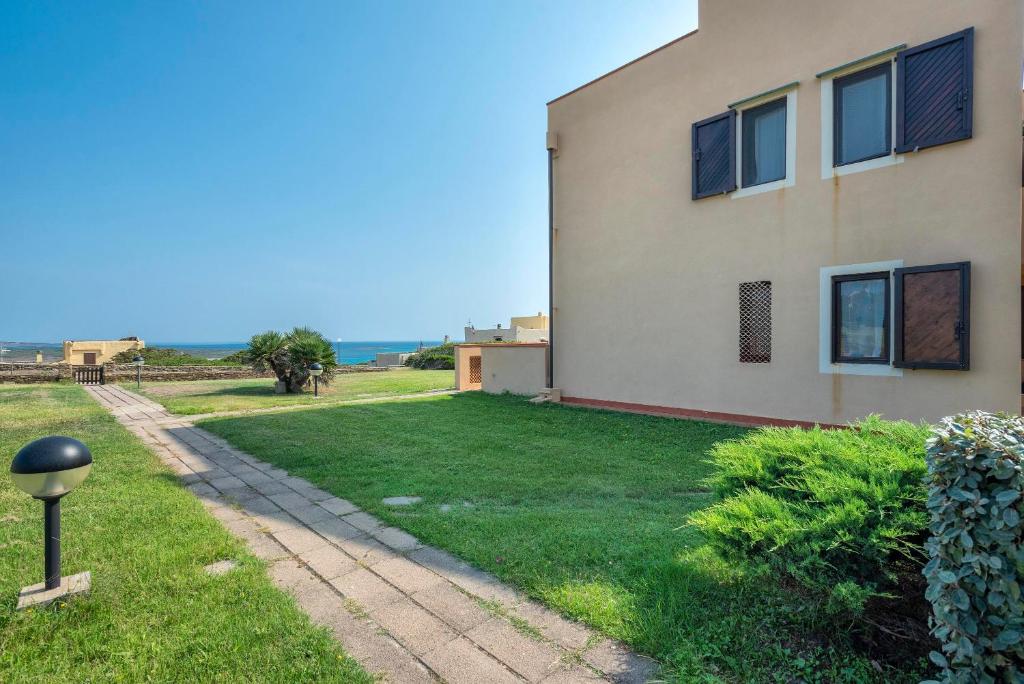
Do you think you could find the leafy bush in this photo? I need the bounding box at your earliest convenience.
[110,347,239,366]
[691,416,931,621]
[923,411,1024,683]
[405,342,455,370]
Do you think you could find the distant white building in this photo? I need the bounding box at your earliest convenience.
[464,313,548,343]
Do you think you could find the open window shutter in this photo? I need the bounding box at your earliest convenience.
[895,27,973,153]
[691,110,736,199]
[894,262,970,370]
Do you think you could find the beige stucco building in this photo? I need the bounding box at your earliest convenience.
[62,338,144,365]
[455,342,549,395]
[464,313,549,344]
[546,0,1023,426]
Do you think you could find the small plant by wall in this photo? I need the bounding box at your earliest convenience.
[405,342,455,370]
[923,411,1024,683]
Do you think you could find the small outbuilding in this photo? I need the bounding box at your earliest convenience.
[62,338,144,365]
[455,342,549,396]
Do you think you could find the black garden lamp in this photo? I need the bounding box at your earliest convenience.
[309,362,323,398]
[133,355,144,389]
[10,436,93,608]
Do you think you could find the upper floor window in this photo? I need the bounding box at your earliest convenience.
[833,63,891,166]
[818,28,973,179]
[691,85,796,200]
[742,99,787,187]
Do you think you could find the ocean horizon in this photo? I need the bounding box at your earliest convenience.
[0,340,444,365]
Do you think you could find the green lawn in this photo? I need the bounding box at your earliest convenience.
[0,384,370,682]
[199,392,925,683]
[125,368,454,415]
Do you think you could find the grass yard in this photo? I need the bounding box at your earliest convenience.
[124,368,454,415]
[199,392,927,683]
[0,384,370,682]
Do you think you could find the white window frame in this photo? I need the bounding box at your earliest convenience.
[819,260,903,377]
[732,88,797,199]
[820,54,903,178]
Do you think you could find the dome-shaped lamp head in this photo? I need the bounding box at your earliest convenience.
[10,436,93,500]
[133,355,144,367]
[309,362,324,377]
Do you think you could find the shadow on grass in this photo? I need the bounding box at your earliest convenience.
[192,392,922,682]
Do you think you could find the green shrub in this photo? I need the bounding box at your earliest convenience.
[691,416,931,620]
[110,347,239,366]
[220,349,250,365]
[923,412,1024,683]
[245,327,338,393]
[405,343,455,370]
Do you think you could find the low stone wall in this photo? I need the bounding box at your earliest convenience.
[0,364,64,384]
[0,363,387,384]
[103,365,273,382]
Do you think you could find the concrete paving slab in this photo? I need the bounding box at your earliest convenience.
[411,582,491,633]
[299,545,359,581]
[308,516,364,544]
[582,639,659,684]
[319,497,359,516]
[342,511,384,534]
[274,526,329,555]
[373,598,459,656]
[467,618,563,682]
[373,556,446,595]
[422,636,522,684]
[329,567,406,613]
[382,495,423,506]
[372,526,423,552]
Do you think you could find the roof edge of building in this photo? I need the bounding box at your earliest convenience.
[546,28,699,106]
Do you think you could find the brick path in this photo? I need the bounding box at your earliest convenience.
[86,384,659,684]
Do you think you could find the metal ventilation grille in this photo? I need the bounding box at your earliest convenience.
[739,281,772,363]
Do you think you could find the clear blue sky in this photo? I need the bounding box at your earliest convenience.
[2,1,697,343]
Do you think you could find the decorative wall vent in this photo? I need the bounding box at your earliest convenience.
[739,281,772,363]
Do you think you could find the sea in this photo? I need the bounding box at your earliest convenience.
[0,341,443,365]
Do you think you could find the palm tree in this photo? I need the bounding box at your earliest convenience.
[244,328,337,393]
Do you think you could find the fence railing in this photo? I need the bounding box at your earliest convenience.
[72,365,105,385]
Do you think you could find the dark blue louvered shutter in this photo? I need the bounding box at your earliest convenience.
[895,27,973,153]
[691,110,736,199]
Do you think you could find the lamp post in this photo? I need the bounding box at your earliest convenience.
[309,362,323,398]
[10,435,93,609]
[132,355,144,390]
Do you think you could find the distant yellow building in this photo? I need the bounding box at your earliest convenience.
[510,314,549,331]
[62,338,144,365]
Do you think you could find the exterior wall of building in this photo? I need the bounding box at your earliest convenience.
[548,0,1023,425]
[464,326,549,343]
[374,352,414,367]
[481,344,549,396]
[510,314,549,330]
[455,344,483,390]
[62,339,144,365]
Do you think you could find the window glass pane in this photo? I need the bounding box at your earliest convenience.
[742,99,786,187]
[837,67,889,165]
[838,278,887,359]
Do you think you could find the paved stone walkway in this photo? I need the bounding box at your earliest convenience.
[86,384,659,684]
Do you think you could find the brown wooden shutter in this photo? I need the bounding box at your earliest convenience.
[893,262,970,370]
[692,110,736,199]
[895,28,974,153]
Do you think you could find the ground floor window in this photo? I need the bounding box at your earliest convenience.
[831,272,890,364]
[820,260,970,375]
